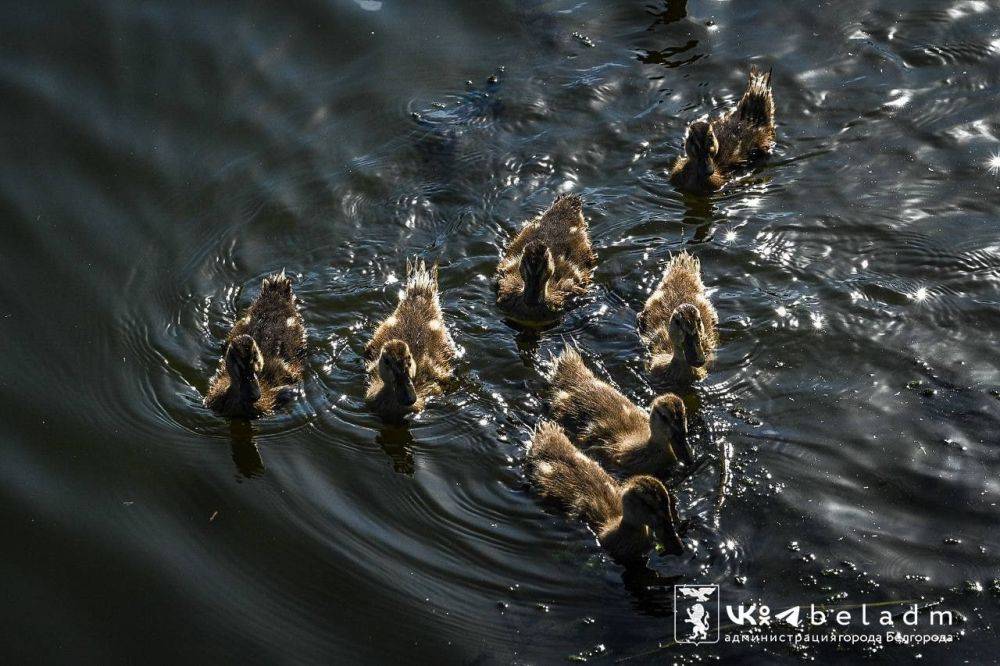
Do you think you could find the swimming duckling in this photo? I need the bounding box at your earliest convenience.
[638,251,718,386]
[495,194,596,326]
[365,259,456,418]
[205,271,307,418]
[670,66,775,194]
[527,421,684,566]
[549,346,692,477]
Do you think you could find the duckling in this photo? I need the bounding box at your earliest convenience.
[638,251,718,386]
[365,259,456,418]
[549,346,692,477]
[205,271,307,418]
[527,421,684,566]
[669,66,775,194]
[495,194,597,326]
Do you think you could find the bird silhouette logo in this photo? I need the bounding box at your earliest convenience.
[678,586,717,603]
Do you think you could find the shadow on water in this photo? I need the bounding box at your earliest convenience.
[621,567,681,616]
[678,193,716,242]
[511,322,548,363]
[646,0,688,28]
[375,424,416,475]
[229,419,265,478]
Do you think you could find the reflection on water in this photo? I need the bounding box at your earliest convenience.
[0,0,998,662]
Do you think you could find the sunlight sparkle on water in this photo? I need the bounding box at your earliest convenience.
[723,229,738,244]
[912,287,928,302]
[987,151,1000,176]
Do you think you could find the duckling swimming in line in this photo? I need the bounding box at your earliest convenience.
[365,259,456,418]
[526,421,684,566]
[205,271,307,418]
[638,251,718,386]
[495,194,596,326]
[670,66,775,194]
[549,345,692,477]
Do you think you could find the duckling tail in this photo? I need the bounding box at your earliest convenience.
[551,193,583,215]
[404,257,439,296]
[260,270,293,298]
[665,251,701,278]
[736,65,774,126]
[528,420,573,460]
[551,342,590,386]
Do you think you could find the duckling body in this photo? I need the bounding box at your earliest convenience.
[365,260,456,418]
[495,194,596,326]
[670,66,775,194]
[549,346,692,477]
[205,272,307,418]
[638,252,718,386]
[526,421,684,566]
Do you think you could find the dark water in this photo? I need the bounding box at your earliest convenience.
[2,0,999,663]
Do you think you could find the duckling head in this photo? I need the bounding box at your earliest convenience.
[378,340,418,408]
[519,241,555,306]
[669,303,707,368]
[684,120,719,167]
[225,334,264,408]
[650,394,692,466]
[621,476,684,556]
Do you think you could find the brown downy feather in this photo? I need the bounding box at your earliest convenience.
[638,251,718,386]
[548,346,688,478]
[205,271,307,417]
[526,421,684,565]
[365,259,456,417]
[669,66,775,194]
[495,194,597,326]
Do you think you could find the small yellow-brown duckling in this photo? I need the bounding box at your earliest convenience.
[549,346,692,477]
[365,259,456,418]
[526,421,684,566]
[495,194,597,326]
[638,252,718,386]
[670,66,775,194]
[205,271,307,418]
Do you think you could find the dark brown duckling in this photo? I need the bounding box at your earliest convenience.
[527,421,684,566]
[670,66,775,194]
[365,259,456,418]
[549,345,693,477]
[638,251,718,386]
[495,194,596,326]
[205,271,307,418]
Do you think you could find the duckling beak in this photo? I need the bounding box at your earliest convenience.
[248,380,262,404]
[656,520,685,556]
[236,369,261,404]
[672,425,694,466]
[684,334,706,368]
[398,378,418,407]
[522,270,548,306]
